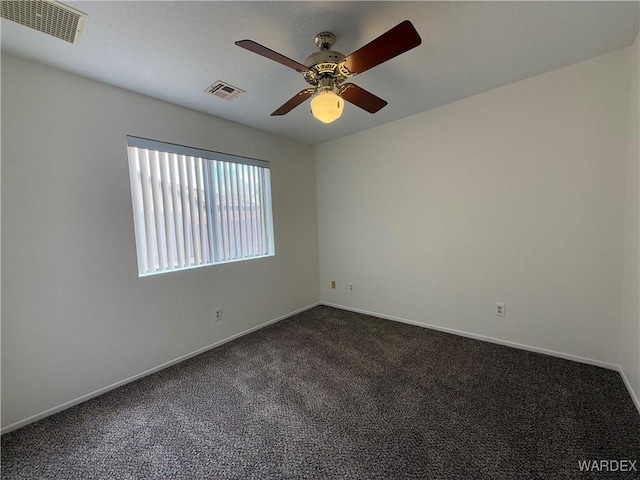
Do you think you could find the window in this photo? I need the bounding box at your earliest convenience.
[126,136,275,276]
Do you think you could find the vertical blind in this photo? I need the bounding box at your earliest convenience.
[126,136,274,276]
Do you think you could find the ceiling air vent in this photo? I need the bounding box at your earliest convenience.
[204,81,245,101]
[1,0,87,45]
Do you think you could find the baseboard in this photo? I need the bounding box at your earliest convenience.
[618,367,640,414]
[5,301,636,434]
[320,302,620,371]
[1,302,320,435]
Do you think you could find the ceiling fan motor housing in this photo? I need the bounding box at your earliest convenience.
[303,49,347,86]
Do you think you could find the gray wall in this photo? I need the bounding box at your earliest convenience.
[316,48,631,369]
[621,33,640,409]
[1,55,319,429]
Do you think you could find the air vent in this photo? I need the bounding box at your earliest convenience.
[204,81,245,101]
[1,0,87,45]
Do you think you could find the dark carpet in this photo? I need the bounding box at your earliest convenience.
[2,306,639,479]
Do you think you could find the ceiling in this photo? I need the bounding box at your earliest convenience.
[2,1,638,146]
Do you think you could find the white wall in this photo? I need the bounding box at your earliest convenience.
[316,48,630,367]
[621,33,640,409]
[1,55,319,430]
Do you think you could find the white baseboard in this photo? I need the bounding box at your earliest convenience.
[1,302,320,435]
[619,367,640,414]
[320,302,620,370]
[4,301,637,434]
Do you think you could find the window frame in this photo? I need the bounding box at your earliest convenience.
[126,136,275,277]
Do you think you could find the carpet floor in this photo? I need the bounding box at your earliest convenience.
[2,306,639,479]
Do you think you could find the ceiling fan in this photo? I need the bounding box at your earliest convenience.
[235,20,422,124]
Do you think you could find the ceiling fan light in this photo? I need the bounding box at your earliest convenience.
[310,90,344,124]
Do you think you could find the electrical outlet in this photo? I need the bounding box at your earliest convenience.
[331,280,336,289]
[214,307,222,322]
[348,283,355,293]
[495,302,505,317]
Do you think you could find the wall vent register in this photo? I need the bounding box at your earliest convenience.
[204,81,246,101]
[0,0,87,45]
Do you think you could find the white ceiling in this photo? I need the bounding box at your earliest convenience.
[2,1,638,145]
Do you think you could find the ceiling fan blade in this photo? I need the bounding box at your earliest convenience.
[235,40,309,73]
[341,20,422,76]
[271,89,315,116]
[339,83,387,113]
